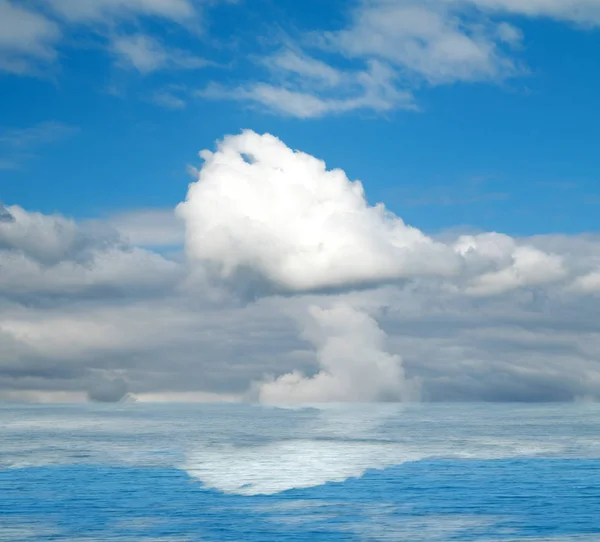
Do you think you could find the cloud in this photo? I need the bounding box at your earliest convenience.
[0,204,182,299]
[0,0,61,75]
[0,202,14,223]
[0,0,207,76]
[460,0,600,26]
[0,0,198,76]
[200,55,417,118]
[569,271,600,293]
[262,50,344,88]
[6,0,600,116]
[150,89,188,109]
[257,303,420,403]
[178,130,458,293]
[178,131,573,298]
[0,121,78,168]
[42,0,196,24]
[108,207,184,248]
[86,374,128,402]
[202,0,600,118]
[111,34,208,74]
[201,0,524,117]
[0,121,77,149]
[327,0,519,85]
[174,131,600,403]
[5,132,600,404]
[454,233,567,295]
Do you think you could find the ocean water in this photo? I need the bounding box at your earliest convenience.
[1,403,600,541]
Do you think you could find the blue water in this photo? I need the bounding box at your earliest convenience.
[1,404,600,541]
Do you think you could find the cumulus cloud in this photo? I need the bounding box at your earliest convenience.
[178,131,573,299]
[257,303,420,403]
[178,130,459,293]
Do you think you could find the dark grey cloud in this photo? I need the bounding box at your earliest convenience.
[86,375,128,403]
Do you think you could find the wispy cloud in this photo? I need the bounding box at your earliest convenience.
[0,0,61,75]
[0,121,78,169]
[200,0,600,118]
[197,0,525,118]
[0,0,206,75]
[199,58,416,119]
[4,0,600,116]
[386,176,510,208]
[41,0,197,25]
[111,34,209,74]
[462,0,600,26]
[150,89,188,110]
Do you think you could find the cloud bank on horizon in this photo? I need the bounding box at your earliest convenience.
[2,131,600,403]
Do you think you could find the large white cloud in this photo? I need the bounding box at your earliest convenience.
[178,131,569,299]
[178,130,461,293]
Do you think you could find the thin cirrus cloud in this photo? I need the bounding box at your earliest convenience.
[0,121,78,169]
[111,34,209,74]
[40,0,197,24]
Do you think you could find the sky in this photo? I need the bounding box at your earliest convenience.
[1,0,600,403]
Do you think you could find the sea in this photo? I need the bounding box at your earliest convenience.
[1,403,600,541]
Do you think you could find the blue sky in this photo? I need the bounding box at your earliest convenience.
[2,0,600,237]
